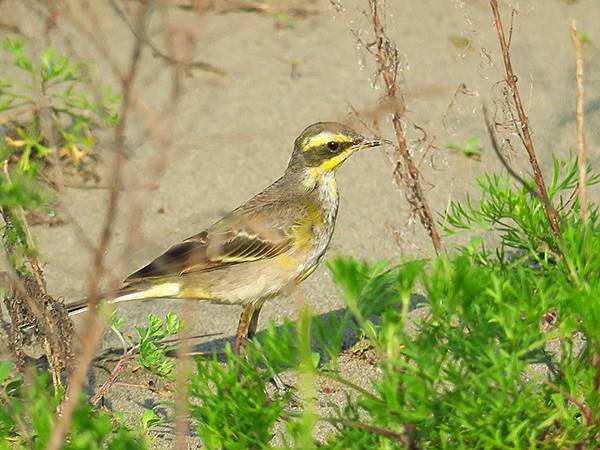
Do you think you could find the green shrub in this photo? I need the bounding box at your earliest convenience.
[0,37,118,176]
[313,157,600,448]
[0,361,147,449]
[189,344,289,449]
[0,37,118,273]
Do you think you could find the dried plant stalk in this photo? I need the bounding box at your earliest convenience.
[489,0,561,238]
[46,4,150,449]
[0,162,73,390]
[42,0,203,444]
[89,345,138,406]
[570,20,587,223]
[174,302,193,448]
[368,0,443,255]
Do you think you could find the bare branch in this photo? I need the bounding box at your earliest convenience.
[46,3,150,448]
[368,0,443,254]
[543,380,593,427]
[89,345,138,406]
[489,0,561,239]
[570,20,587,223]
[109,0,226,77]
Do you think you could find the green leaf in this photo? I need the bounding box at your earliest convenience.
[141,409,162,432]
[0,361,12,385]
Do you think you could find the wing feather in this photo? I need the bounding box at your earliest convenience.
[125,214,295,283]
[124,177,312,284]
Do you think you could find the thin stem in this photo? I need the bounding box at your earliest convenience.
[543,380,593,426]
[321,416,417,449]
[368,0,443,254]
[89,345,138,406]
[489,0,561,239]
[45,4,149,449]
[319,370,382,403]
[570,20,587,223]
[483,105,546,205]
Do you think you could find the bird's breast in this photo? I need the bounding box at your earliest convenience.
[292,172,339,282]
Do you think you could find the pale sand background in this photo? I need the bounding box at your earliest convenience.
[1,0,599,446]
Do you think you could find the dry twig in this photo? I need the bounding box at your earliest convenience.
[89,345,138,406]
[46,4,150,449]
[543,380,593,427]
[570,20,587,223]
[109,0,226,77]
[489,0,561,239]
[366,0,443,254]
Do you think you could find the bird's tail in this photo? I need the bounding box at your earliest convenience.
[65,282,182,316]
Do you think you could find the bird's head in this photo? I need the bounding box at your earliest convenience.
[287,122,386,180]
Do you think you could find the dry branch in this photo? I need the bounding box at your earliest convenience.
[174,303,193,448]
[1,161,73,389]
[543,380,593,427]
[109,0,226,77]
[35,0,203,444]
[570,20,587,223]
[90,346,138,406]
[89,345,138,406]
[489,0,561,239]
[367,0,443,255]
[46,4,150,449]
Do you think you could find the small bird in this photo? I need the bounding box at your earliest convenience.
[67,122,384,353]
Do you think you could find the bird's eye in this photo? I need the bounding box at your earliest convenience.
[327,141,340,151]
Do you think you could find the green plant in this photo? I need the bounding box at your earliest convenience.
[0,361,148,449]
[443,157,598,252]
[1,17,598,450]
[0,37,119,273]
[313,156,600,448]
[0,37,118,175]
[0,37,118,282]
[446,136,483,160]
[189,342,290,449]
[136,312,182,378]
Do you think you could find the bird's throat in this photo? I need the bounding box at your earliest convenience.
[302,166,338,195]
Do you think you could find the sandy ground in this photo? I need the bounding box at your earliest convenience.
[2,0,600,447]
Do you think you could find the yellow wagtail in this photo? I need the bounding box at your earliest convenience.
[67,122,385,353]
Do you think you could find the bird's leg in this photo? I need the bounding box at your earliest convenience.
[233,305,254,354]
[234,303,264,354]
[247,304,263,340]
[234,304,289,398]
[248,303,289,396]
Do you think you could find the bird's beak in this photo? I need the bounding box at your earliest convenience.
[354,136,391,150]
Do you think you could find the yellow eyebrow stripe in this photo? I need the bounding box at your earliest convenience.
[303,133,353,151]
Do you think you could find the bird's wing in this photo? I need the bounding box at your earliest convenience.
[124,197,302,283]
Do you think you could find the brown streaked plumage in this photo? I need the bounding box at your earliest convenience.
[66,122,385,353]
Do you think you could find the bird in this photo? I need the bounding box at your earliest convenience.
[66,122,385,353]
